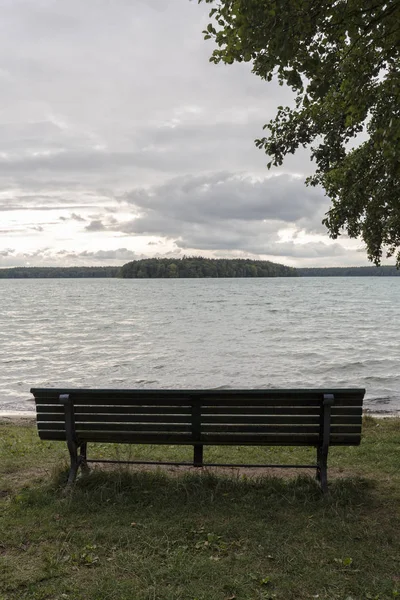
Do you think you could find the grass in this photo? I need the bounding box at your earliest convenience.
[0,416,399,600]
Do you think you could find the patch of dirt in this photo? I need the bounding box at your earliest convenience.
[87,462,352,481]
[0,414,35,426]
[1,466,53,492]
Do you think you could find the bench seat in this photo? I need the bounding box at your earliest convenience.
[30,387,365,492]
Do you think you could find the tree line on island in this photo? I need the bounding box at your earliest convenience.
[0,258,399,278]
[119,257,296,278]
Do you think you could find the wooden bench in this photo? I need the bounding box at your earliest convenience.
[30,387,365,492]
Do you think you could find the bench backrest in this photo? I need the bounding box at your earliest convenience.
[31,388,365,447]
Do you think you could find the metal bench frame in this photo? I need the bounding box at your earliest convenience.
[31,388,365,493]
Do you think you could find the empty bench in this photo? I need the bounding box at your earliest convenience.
[30,388,365,492]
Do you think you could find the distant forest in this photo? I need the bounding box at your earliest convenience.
[120,257,297,278]
[298,266,400,277]
[0,266,120,278]
[0,261,399,278]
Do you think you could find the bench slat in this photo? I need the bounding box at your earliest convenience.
[202,424,361,434]
[75,405,192,415]
[37,431,67,441]
[37,413,192,424]
[35,405,64,413]
[37,422,361,435]
[39,422,191,433]
[37,430,361,446]
[201,434,361,445]
[37,414,322,425]
[73,398,359,407]
[35,404,361,416]
[35,404,192,415]
[202,406,362,415]
[31,388,365,398]
[204,415,361,426]
[36,413,362,426]
[32,389,364,407]
[37,431,192,443]
[34,396,363,407]
[201,415,360,426]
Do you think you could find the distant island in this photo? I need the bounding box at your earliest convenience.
[120,257,297,278]
[0,258,295,279]
[0,260,398,278]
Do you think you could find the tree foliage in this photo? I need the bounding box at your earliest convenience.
[198,0,400,265]
[119,257,297,278]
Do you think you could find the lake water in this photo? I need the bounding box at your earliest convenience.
[0,277,399,414]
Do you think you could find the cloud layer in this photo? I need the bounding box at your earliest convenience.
[0,0,373,267]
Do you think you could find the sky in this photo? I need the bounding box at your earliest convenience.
[0,0,379,268]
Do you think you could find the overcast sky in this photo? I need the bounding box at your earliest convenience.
[0,0,378,268]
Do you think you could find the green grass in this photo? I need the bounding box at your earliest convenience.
[0,417,399,600]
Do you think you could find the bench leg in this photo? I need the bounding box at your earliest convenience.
[66,440,79,485]
[193,444,203,467]
[316,447,321,481]
[79,443,90,475]
[66,442,90,486]
[316,447,328,493]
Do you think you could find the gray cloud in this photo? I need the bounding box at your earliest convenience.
[70,213,86,222]
[123,172,327,225]
[0,121,275,181]
[0,189,112,212]
[59,213,86,221]
[85,220,106,232]
[84,214,120,232]
[110,172,330,254]
[173,224,346,259]
[66,248,138,261]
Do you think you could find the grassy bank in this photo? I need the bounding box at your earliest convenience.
[0,417,399,600]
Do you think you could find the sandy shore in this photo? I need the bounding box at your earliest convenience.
[0,411,36,424]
